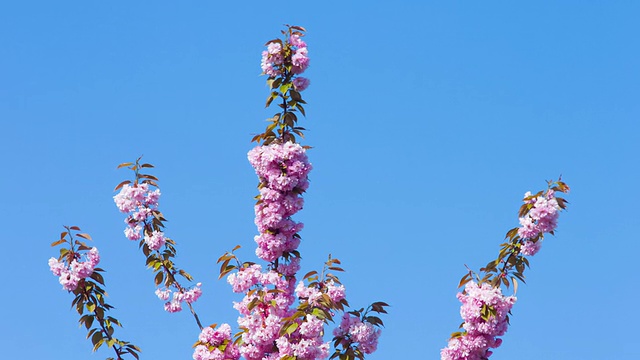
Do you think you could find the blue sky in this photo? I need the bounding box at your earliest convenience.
[1,1,639,359]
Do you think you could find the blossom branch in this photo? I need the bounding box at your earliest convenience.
[114,157,203,329]
[442,179,570,360]
[198,25,387,360]
[49,226,141,359]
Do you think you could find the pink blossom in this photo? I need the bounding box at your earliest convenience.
[267,42,282,55]
[48,257,65,276]
[132,208,151,222]
[517,191,560,240]
[193,345,226,360]
[87,247,100,267]
[326,280,346,303]
[276,257,301,276]
[199,323,232,346]
[184,284,203,304]
[49,246,101,291]
[261,49,284,77]
[299,314,324,338]
[289,34,307,48]
[296,281,323,306]
[441,281,516,360]
[124,224,142,241]
[333,313,381,355]
[155,288,171,301]
[164,299,182,313]
[59,270,80,291]
[145,189,161,206]
[144,230,166,250]
[293,77,310,91]
[521,240,542,256]
[71,259,94,278]
[291,47,309,74]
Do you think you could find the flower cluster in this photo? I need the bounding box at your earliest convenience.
[114,183,164,250]
[261,32,310,91]
[156,283,203,313]
[333,313,382,355]
[229,264,300,360]
[248,142,312,262]
[193,323,240,360]
[517,190,562,256]
[199,142,338,360]
[441,281,516,360]
[295,279,346,307]
[49,247,100,291]
[276,313,330,360]
[227,262,345,360]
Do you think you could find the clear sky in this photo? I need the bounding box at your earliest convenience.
[1,1,638,359]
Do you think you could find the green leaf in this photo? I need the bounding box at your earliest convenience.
[286,322,299,335]
[279,83,291,94]
[86,303,96,313]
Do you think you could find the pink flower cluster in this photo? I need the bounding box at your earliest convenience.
[155,283,202,313]
[49,247,100,291]
[193,323,240,360]
[441,281,516,360]
[196,142,346,360]
[261,42,283,78]
[229,258,309,359]
[333,313,381,355]
[517,190,561,256]
[114,183,165,251]
[289,35,310,75]
[260,33,310,91]
[248,142,312,262]
[295,279,346,307]
[223,255,346,360]
[275,313,330,360]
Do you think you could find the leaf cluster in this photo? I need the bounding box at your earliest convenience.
[216,245,244,279]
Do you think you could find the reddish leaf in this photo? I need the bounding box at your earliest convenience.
[51,239,65,247]
[76,233,92,241]
[114,180,131,191]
